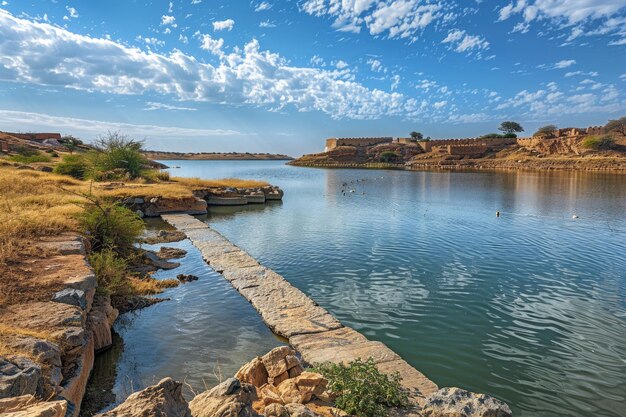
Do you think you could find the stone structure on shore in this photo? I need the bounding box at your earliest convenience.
[0,234,118,417]
[92,346,512,417]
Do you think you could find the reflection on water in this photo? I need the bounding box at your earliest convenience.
[159,161,625,417]
[101,233,283,407]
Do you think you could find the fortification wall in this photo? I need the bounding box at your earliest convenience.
[325,137,393,151]
[4,132,62,141]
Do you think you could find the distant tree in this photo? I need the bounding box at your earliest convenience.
[498,121,524,135]
[409,131,423,140]
[534,125,558,137]
[605,117,626,136]
[60,135,83,153]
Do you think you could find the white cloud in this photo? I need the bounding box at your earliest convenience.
[254,2,272,12]
[433,100,447,109]
[259,20,276,28]
[161,15,176,26]
[553,59,576,69]
[168,2,174,13]
[191,0,202,4]
[213,19,235,31]
[497,0,626,44]
[0,109,239,138]
[197,33,224,54]
[65,6,79,18]
[442,29,489,52]
[299,0,446,40]
[144,102,197,111]
[367,58,383,72]
[0,10,426,121]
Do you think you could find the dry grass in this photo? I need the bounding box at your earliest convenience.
[0,165,267,266]
[128,277,180,295]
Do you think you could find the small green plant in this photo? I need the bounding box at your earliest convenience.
[314,358,408,417]
[379,151,398,163]
[54,154,91,179]
[88,249,130,295]
[8,147,52,163]
[582,135,615,150]
[79,199,144,255]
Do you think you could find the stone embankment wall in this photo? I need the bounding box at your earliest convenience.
[162,214,439,413]
[325,137,393,152]
[121,185,284,217]
[0,235,118,417]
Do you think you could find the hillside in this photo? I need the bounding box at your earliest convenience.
[290,134,626,172]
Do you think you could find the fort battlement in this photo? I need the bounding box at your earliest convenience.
[325,137,393,152]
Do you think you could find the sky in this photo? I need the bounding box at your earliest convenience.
[0,1,625,155]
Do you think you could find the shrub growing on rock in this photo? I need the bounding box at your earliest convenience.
[314,358,408,417]
[582,135,615,150]
[79,200,144,255]
[379,151,398,163]
[89,249,131,295]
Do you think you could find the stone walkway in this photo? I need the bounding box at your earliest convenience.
[161,214,438,413]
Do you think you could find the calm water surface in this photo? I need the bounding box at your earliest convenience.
[110,161,626,417]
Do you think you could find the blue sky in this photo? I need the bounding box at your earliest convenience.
[0,1,625,154]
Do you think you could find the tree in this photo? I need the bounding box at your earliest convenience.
[409,131,423,140]
[534,125,557,137]
[498,121,524,134]
[605,117,626,136]
[60,135,83,153]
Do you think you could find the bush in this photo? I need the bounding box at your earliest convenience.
[534,125,557,137]
[90,132,150,179]
[54,154,91,179]
[314,358,408,417]
[142,169,171,182]
[79,201,144,255]
[479,133,516,139]
[379,151,398,163]
[88,250,130,295]
[581,135,615,150]
[8,146,52,163]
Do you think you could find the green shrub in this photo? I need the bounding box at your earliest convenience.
[314,358,408,417]
[88,250,130,295]
[142,169,171,182]
[379,151,398,163]
[8,153,52,163]
[54,154,91,179]
[582,135,615,150]
[90,132,150,179]
[479,133,516,139]
[79,201,144,255]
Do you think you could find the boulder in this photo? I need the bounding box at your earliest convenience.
[276,372,327,404]
[236,357,269,387]
[0,397,68,417]
[52,289,87,310]
[89,295,119,352]
[0,356,42,398]
[95,377,191,417]
[284,403,320,417]
[189,378,258,417]
[421,387,512,417]
[261,347,297,379]
[157,247,188,259]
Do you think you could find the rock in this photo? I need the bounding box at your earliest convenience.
[6,337,62,367]
[144,251,181,270]
[143,230,187,244]
[36,166,54,172]
[134,197,145,204]
[262,346,297,379]
[288,364,303,379]
[189,378,258,417]
[236,357,269,387]
[269,371,289,387]
[157,247,188,259]
[276,372,327,404]
[0,397,68,417]
[176,274,198,283]
[143,197,207,217]
[0,356,42,398]
[96,377,191,417]
[52,288,87,310]
[284,403,320,417]
[264,403,289,417]
[135,210,145,218]
[421,387,512,417]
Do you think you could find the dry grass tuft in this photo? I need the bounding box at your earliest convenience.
[128,277,180,295]
[174,177,269,189]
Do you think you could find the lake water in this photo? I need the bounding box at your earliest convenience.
[105,161,626,417]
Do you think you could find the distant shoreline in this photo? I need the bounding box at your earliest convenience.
[143,151,293,161]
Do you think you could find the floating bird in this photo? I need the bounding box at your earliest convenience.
[572,215,579,219]
[496,211,500,217]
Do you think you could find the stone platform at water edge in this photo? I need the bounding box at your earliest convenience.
[161,214,438,414]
